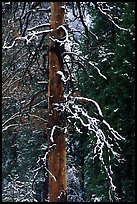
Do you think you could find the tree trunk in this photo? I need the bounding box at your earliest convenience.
[47,2,67,202]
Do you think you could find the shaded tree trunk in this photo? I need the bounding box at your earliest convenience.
[47,2,67,202]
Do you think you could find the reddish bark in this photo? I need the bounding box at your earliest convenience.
[48,2,67,202]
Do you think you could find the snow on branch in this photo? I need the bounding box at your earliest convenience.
[53,94,125,201]
[34,124,66,183]
[34,147,57,183]
[56,71,66,83]
[97,3,130,32]
[2,112,20,129]
[62,51,107,80]
[88,61,107,80]
[49,25,70,46]
[2,124,19,133]
[50,125,56,143]
[3,28,53,49]
[56,70,70,84]
[50,125,67,143]
[102,119,125,141]
[27,23,50,31]
[3,24,70,50]
[75,96,103,118]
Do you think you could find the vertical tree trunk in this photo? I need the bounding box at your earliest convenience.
[48,2,67,202]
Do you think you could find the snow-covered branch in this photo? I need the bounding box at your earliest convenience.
[3,28,53,49]
[3,24,70,50]
[2,112,20,128]
[56,70,70,84]
[97,3,130,32]
[75,96,103,118]
[49,125,67,143]
[27,23,50,31]
[49,25,70,46]
[62,51,107,80]
[53,94,125,201]
[2,124,20,133]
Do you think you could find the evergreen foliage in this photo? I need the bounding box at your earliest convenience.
[73,2,135,202]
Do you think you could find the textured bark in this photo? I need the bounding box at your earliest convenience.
[48,2,67,202]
